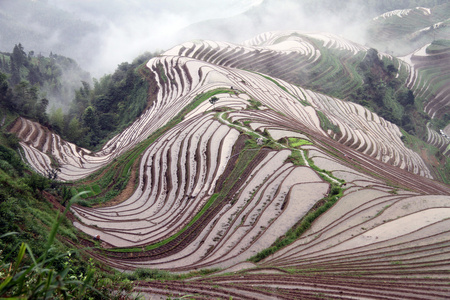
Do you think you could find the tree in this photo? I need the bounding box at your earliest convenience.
[9,58,20,85]
[398,90,415,107]
[11,81,39,117]
[66,117,84,142]
[36,98,49,123]
[49,107,64,134]
[1,56,8,72]
[0,72,12,109]
[209,96,219,109]
[82,106,99,134]
[12,44,26,69]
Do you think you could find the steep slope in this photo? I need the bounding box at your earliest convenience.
[8,32,450,299]
[11,32,440,181]
[169,31,371,101]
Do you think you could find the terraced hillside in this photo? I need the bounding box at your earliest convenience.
[403,41,450,116]
[167,31,372,101]
[400,40,450,156]
[367,3,450,56]
[9,32,450,299]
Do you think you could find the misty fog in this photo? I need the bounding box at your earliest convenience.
[23,0,263,77]
[0,0,379,77]
[1,0,447,78]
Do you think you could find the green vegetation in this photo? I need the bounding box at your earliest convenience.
[348,48,429,137]
[0,193,94,299]
[58,52,157,150]
[156,61,168,83]
[426,39,450,53]
[400,129,450,184]
[249,183,343,262]
[0,194,137,299]
[0,71,49,126]
[0,43,90,111]
[285,150,307,166]
[247,99,262,109]
[0,126,138,298]
[316,111,341,134]
[0,45,158,150]
[108,138,262,253]
[0,143,71,256]
[1,13,449,296]
[288,137,312,147]
[209,96,219,106]
[71,88,236,207]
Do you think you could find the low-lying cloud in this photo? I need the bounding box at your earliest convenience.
[45,0,263,76]
[2,0,432,77]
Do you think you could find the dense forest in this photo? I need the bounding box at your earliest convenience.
[0,44,157,149]
[348,48,428,138]
[0,43,91,111]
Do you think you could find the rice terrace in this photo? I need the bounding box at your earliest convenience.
[1,0,450,299]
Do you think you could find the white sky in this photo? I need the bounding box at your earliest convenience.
[47,0,263,76]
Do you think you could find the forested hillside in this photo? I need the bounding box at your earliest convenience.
[0,43,90,112]
[0,45,157,149]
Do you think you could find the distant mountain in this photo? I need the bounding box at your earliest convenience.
[1,0,448,75]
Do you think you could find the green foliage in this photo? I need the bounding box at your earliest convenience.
[2,46,156,150]
[400,129,450,184]
[0,144,25,174]
[0,194,93,299]
[130,268,171,281]
[156,61,168,82]
[288,137,312,147]
[247,99,262,110]
[316,111,341,134]
[0,192,138,299]
[71,88,237,207]
[49,106,64,133]
[0,44,91,111]
[427,39,450,52]
[249,183,343,262]
[0,75,49,124]
[209,96,219,106]
[286,150,306,166]
[348,48,429,137]
[430,113,450,131]
[57,53,155,149]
